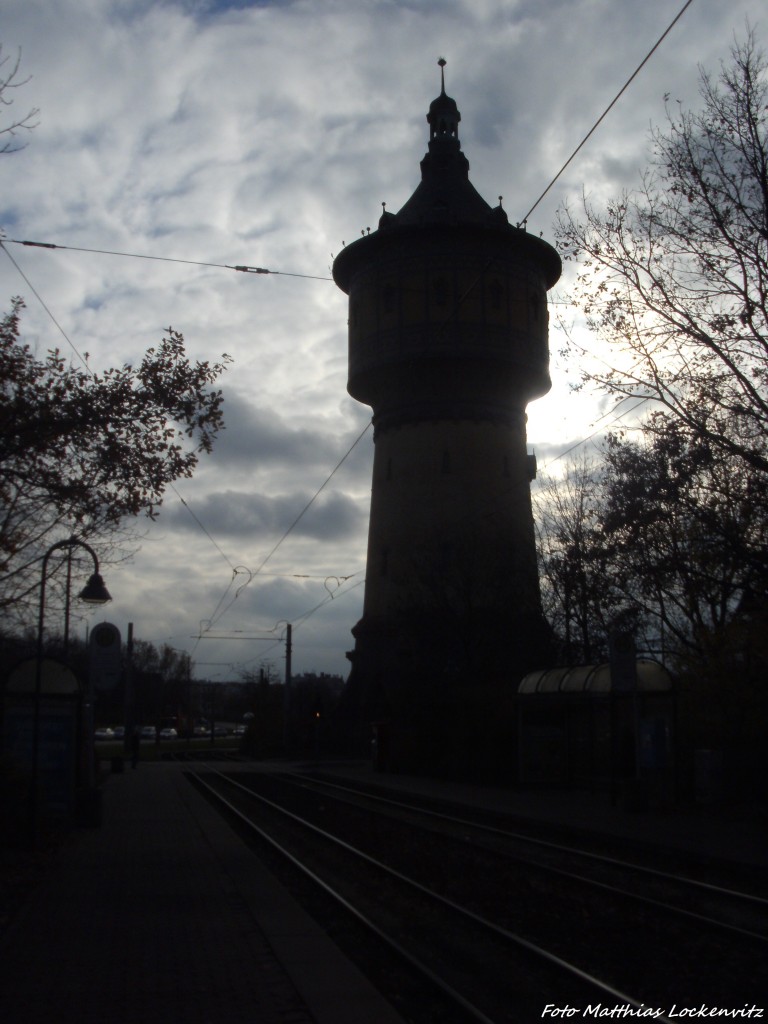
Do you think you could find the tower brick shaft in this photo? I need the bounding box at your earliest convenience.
[333,68,561,769]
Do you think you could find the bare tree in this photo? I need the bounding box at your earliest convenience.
[599,416,768,659]
[534,453,617,664]
[536,421,768,668]
[0,45,39,154]
[556,32,768,475]
[598,417,768,749]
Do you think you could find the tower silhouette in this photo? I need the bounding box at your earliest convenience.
[333,63,561,774]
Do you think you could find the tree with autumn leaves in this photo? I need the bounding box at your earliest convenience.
[0,298,230,628]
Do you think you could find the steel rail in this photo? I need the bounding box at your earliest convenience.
[283,770,768,907]
[277,770,768,943]
[199,765,673,1022]
[186,767,497,1024]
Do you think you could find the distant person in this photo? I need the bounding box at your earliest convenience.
[130,727,140,769]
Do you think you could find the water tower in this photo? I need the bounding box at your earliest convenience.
[333,63,561,773]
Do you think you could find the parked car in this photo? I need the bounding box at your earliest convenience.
[112,726,125,740]
[94,727,114,740]
[159,727,178,740]
[140,725,157,740]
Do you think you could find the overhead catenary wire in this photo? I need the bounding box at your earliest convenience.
[538,397,652,473]
[5,237,332,281]
[170,483,239,573]
[519,0,696,224]
[1,241,92,371]
[191,576,365,644]
[252,423,372,579]
[4,251,641,673]
[192,423,372,648]
[229,576,367,674]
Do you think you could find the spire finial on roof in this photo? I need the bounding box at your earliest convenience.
[428,58,460,142]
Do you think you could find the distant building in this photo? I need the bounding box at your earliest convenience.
[333,64,561,776]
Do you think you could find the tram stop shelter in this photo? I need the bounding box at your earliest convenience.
[2,657,83,827]
[517,660,675,805]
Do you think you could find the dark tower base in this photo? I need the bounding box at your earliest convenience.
[342,600,554,780]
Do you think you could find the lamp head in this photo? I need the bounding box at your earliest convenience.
[79,572,112,605]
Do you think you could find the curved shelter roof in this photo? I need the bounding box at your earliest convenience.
[5,657,80,695]
[518,660,673,695]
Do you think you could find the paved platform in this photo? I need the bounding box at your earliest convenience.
[1,758,764,1024]
[0,761,406,1024]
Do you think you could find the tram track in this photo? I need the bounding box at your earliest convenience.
[184,765,766,1022]
[188,766,660,1022]
[279,768,768,943]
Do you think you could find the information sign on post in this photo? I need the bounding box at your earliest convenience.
[609,630,637,692]
[610,631,644,796]
[89,622,122,691]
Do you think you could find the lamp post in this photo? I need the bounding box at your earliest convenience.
[31,537,111,843]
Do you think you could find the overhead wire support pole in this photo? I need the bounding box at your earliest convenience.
[284,623,292,755]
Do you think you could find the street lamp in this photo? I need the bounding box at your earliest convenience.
[31,537,111,843]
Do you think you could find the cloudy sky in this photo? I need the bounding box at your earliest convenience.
[2,0,764,682]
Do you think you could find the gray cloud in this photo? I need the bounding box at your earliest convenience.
[2,0,763,678]
[163,487,367,544]
[213,389,349,467]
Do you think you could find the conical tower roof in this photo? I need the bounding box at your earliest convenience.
[334,61,561,293]
[392,58,495,227]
